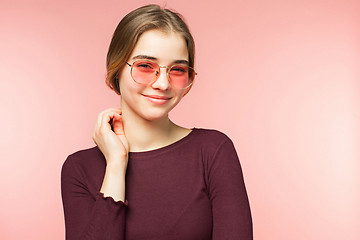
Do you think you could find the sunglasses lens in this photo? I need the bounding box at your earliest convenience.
[169,65,193,89]
[132,61,158,84]
[131,60,194,89]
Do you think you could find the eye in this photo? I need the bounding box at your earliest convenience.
[170,65,188,75]
[134,61,156,72]
[136,62,153,69]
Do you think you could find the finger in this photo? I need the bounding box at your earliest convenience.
[94,112,103,137]
[103,108,121,114]
[100,112,122,134]
[94,109,121,137]
[112,115,125,135]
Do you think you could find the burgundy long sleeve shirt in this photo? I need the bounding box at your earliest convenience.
[61,128,253,240]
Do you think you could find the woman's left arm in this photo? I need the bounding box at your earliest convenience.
[208,138,253,240]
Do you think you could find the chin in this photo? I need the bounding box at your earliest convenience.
[140,109,171,122]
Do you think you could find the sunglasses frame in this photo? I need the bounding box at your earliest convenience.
[125,60,197,89]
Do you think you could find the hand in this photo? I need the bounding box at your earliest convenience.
[92,108,129,166]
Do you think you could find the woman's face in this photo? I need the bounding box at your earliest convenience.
[118,29,191,121]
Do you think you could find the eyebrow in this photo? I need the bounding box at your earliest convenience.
[131,55,189,65]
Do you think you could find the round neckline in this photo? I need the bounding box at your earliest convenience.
[128,127,198,159]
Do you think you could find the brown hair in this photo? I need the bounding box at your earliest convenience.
[105,4,195,95]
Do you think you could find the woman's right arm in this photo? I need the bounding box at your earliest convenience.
[94,108,129,202]
[61,109,129,240]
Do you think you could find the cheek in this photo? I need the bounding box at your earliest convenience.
[119,64,133,82]
[119,76,147,99]
[118,69,133,91]
[176,89,188,98]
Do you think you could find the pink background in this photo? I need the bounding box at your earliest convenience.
[1,0,359,239]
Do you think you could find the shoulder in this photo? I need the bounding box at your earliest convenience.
[190,128,237,159]
[193,128,242,180]
[62,146,105,175]
[192,128,233,146]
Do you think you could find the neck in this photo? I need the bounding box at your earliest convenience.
[121,104,177,152]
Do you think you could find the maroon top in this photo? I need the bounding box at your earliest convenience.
[61,128,253,240]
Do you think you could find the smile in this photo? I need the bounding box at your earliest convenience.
[142,94,172,105]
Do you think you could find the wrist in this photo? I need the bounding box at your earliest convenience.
[105,152,128,162]
[106,160,127,174]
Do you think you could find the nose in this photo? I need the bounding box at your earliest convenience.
[151,67,170,90]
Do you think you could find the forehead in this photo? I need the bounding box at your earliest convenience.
[130,29,188,63]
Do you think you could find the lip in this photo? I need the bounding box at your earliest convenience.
[143,94,171,100]
[142,94,172,105]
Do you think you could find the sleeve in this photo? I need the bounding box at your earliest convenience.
[207,137,253,240]
[61,155,127,240]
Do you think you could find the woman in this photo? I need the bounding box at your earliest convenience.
[61,4,252,240]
